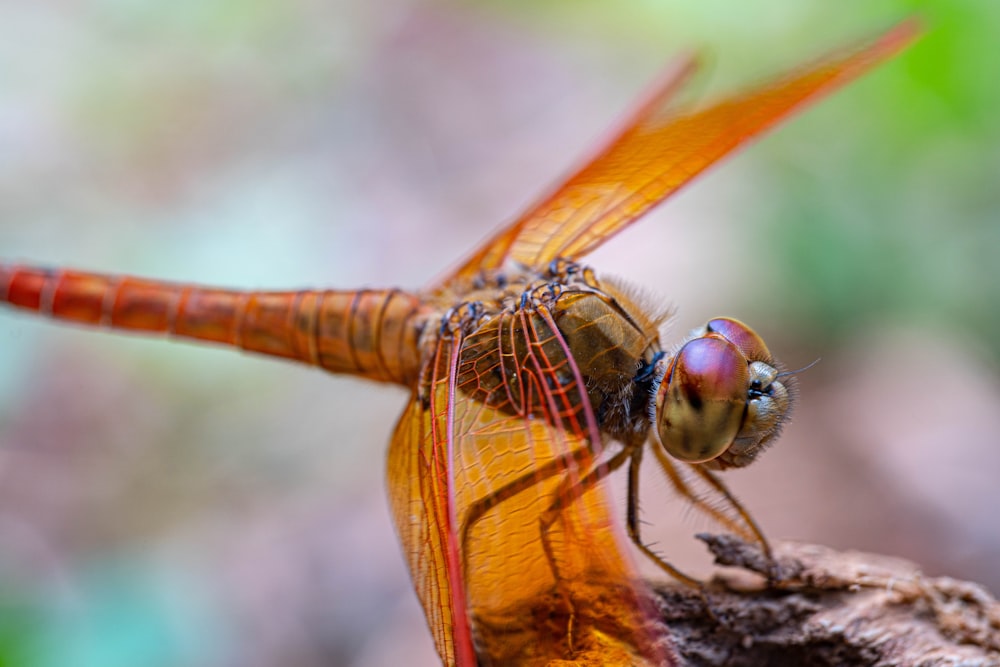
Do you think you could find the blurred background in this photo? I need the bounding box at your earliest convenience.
[0,1,997,665]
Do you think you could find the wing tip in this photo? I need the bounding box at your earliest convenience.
[873,16,924,57]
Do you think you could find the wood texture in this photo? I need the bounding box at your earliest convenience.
[651,535,1000,667]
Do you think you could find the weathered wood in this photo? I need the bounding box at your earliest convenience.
[655,535,1000,667]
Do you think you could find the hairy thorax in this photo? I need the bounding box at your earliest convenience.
[421,260,665,446]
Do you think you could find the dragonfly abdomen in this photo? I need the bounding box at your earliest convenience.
[307,288,426,385]
[0,265,425,385]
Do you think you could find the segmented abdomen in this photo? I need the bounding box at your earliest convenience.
[0,264,426,385]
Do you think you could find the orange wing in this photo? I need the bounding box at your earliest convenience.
[443,19,919,284]
[449,305,674,665]
[389,301,677,665]
[386,332,477,667]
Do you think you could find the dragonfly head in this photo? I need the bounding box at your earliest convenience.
[650,317,793,470]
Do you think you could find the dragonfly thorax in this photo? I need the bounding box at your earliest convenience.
[547,280,665,443]
[450,267,665,444]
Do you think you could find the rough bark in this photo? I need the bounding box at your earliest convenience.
[656,535,1000,667]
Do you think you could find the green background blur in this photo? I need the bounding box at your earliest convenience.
[1,1,997,665]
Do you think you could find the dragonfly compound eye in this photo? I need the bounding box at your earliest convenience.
[706,317,774,364]
[653,336,749,463]
[653,318,794,469]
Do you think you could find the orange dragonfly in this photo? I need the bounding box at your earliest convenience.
[0,20,917,667]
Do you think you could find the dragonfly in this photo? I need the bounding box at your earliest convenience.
[0,20,916,667]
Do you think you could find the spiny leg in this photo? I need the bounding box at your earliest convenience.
[537,446,635,572]
[459,444,593,561]
[650,442,776,579]
[625,446,703,588]
[649,442,756,541]
[689,464,775,578]
[532,445,634,655]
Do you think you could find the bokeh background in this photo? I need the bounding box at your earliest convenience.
[1,1,997,665]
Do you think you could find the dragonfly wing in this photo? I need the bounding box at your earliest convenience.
[448,305,677,665]
[387,335,477,667]
[442,20,918,282]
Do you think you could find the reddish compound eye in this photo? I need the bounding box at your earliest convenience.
[654,336,749,463]
[706,317,774,363]
[652,318,792,469]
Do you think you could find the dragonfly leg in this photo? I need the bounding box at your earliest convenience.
[625,447,704,588]
[537,446,634,547]
[649,441,776,579]
[459,445,593,562]
[537,446,634,580]
[688,464,776,580]
[535,445,634,656]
